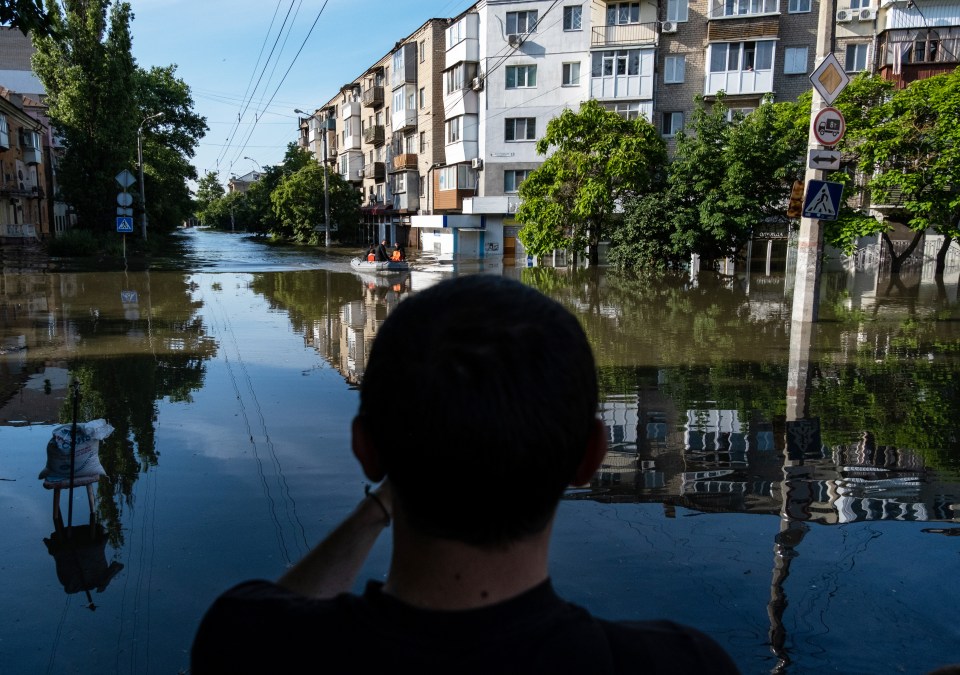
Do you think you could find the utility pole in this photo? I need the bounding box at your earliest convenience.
[137,112,164,241]
[295,108,332,247]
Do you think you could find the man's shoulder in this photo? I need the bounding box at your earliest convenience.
[595,616,740,674]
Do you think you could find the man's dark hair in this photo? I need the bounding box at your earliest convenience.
[359,275,598,548]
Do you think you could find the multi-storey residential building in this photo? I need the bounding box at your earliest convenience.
[1,88,51,240]
[872,0,960,88]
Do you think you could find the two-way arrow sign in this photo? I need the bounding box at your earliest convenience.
[808,149,841,171]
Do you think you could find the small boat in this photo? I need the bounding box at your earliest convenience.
[350,257,410,273]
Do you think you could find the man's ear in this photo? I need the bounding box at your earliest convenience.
[571,418,608,486]
[352,416,386,481]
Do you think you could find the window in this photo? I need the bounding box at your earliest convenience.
[404,134,416,153]
[664,55,685,83]
[604,102,644,120]
[666,0,689,22]
[606,2,640,24]
[446,117,461,143]
[0,116,8,150]
[446,62,478,94]
[505,65,537,88]
[419,40,426,63]
[563,6,582,30]
[438,164,475,190]
[419,131,426,153]
[788,0,811,12]
[504,169,532,192]
[709,41,774,72]
[726,107,755,122]
[848,0,868,8]
[393,172,407,193]
[784,47,808,74]
[419,87,425,108]
[506,10,538,35]
[393,89,406,112]
[715,0,777,17]
[591,50,643,76]
[562,62,581,86]
[447,18,464,45]
[846,43,868,71]
[505,117,536,141]
[662,111,683,136]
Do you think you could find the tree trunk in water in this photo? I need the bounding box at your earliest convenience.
[882,230,924,275]
[935,234,953,276]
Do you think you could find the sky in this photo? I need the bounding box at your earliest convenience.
[128,0,475,185]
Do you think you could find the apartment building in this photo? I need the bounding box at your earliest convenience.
[300,0,958,261]
[0,88,51,239]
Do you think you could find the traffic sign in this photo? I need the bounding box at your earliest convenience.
[807,149,841,171]
[116,216,135,233]
[117,191,133,207]
[813,107,845,146]
[115,169,136,189]
[810,53,849,105]
[117,207,133,217]
[802,180,844,220]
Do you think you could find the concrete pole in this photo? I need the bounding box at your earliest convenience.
[137,112,164,242]
[790,0,835,324]
[322,119,331,248]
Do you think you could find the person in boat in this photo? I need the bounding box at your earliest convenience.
[375,239,389,262]
[366,245,376,262]
[191,276,739,674]
[391,242,406,262]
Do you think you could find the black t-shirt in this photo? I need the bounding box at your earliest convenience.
[192,579,739,674]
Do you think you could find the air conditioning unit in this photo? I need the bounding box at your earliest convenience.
[661,21,677,34]
[858,7,876,20]
[356,169,364,178]
[506,200,519,213]
[836,9,852,22]
[471,158,484,170]
[507,33,521,48]
[471,77,484,92]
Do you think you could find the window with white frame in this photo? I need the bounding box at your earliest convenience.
[788,0,811,12]
[505,117,536,141]
[563,6,582,30]
[445,62,478,94]
[709,41,775,73]
[419,40,426,63]
[848,0,869,8]
[604,101,644,120]
[505,64,537,88]
[447,18,464,45]
[664,55,685,83]
[504,169,532,193]
[506,10,538,35]
[662,111,683,136]
[591,49,643,76]
[438,164,475,190]
[715,0,778,18]
[562,62,581,86]
[446,117,461,143]
[393,89,406,112]
[667,0,689,22]
[726,107,755,122]
[419,131,426,153]
[606,2,640,24]
[405,134,416,153]
[393,172,407,193]
[0,116,8,150]
[845,43,869,71]
[784,47,808,74]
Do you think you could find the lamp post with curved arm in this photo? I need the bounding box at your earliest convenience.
[243,156,262,174]
[138,112,164,241]
[295,108,331,247]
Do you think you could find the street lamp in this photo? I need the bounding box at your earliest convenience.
[243,156,262,173]
[295,108,331,248]
[138,111,164,241]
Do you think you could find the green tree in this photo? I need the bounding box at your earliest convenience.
[850,69,960,274]
[32,0,137,233]
[134,65,207,233]
[270,160,360,243]
[1,0,56,36]
[516,100,666,266]
[194,171,225,225]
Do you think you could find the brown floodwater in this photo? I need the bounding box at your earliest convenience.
[1,228,958,674]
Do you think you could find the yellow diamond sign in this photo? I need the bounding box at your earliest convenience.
[810,53,850,105]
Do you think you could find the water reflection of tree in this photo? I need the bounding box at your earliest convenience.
[57,275,216,547]
[249,270,366,335]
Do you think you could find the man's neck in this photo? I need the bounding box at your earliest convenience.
[382,519,552,611]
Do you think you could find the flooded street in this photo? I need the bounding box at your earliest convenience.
[2,229,958,674]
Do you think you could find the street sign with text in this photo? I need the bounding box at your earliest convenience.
[813,107,846,146]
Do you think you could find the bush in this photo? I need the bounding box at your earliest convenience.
[45,229,102,257]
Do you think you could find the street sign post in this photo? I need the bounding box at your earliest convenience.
[116,216,134,233]
[115,169,136,190]
[809,53,850,105]
[812,107,846,146]
[802,180,844,221]
[807,149,841,171]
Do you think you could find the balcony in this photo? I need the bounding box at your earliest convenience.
[342,100,361,119]
[463,195,520,215]
[22,147,42,166]
[393,190,419,212]
[362,86,384,108]
[591,23,656,48]
[363,162,385,181]
[392,153,418,171]
[363,125,385,146]
[391,107,417,133]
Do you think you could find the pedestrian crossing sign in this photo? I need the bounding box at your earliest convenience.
[801,180,844,221]
[116,216,134,233]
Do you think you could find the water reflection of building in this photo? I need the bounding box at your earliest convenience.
[590,390,958,525]
[304,274,412,385]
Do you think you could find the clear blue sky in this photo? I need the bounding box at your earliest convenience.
[128,0,474,185]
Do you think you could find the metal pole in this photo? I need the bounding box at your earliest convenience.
[323,123,331,247]
[137,112,164,242]
[790,1,835,323]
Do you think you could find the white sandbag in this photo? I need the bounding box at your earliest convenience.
[39,420,114,483]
